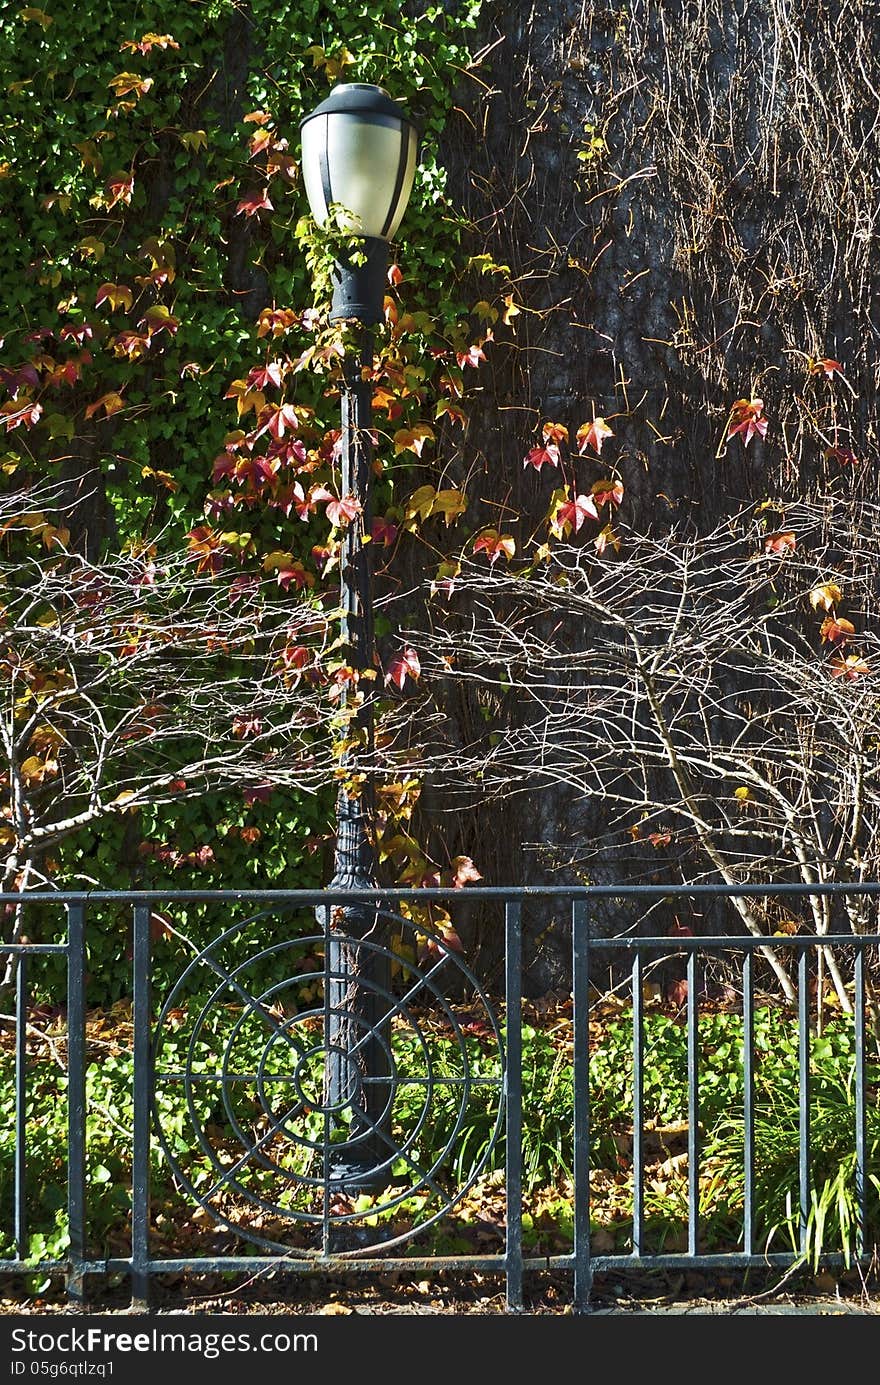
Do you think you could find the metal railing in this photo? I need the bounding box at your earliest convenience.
[0,883,878,1312]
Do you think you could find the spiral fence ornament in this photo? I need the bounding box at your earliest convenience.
[152,906,504,1257]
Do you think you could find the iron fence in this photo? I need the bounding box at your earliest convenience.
[0,883,878,1312]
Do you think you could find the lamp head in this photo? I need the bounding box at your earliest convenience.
[299,82,418,242]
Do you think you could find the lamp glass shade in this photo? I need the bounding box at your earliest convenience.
[300,84,418,242]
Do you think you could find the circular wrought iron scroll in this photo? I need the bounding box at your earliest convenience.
[152,907,504,1256]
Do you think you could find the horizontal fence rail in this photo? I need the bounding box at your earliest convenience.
[0,884,877,1312]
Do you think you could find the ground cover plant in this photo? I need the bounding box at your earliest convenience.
[1,977,877,1303]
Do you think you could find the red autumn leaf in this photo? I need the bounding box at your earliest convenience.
[727,397,768,447]
[325,494,362,527]
[248,127,278,158]
[264,403,300,441]
[456,343,487,370]
[243,782,273,804]
[591,478,624,508]
[371,516,398,547]
[824,444,859,466]
[232,714,263,739]
[311,542,338,572]
[236,189,274,216]
[647,831,672,848]
[105,172,134,208]
[820,616,855,645]
[59,322,94,345]
[247,362,284,391]
[277,560,312,592]
[830,654,870,680]
[385,646,421,690]
[22,327,53,345]
[234,455,277,488]
[473,529,515,564]
[388,263,404,286]
[667,978,689,1008]
[809,357,843,379]
[576,417,614,455]
[2,401,42,431]
[281,643,311,671]
[764,530,796,555]
[556,494,599,533]
[437,921,463,954]
[523,444,561,471]
[451,855,482,887]
[120,33,179,55]
[0,364,40,394]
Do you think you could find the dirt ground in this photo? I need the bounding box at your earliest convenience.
[0,1264,877,1315]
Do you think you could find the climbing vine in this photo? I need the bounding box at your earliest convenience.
[0,1,507,956]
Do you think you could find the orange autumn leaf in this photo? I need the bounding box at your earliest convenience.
[764,530,795,555]
[820,616,855,645]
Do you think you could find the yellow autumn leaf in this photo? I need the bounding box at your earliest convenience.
[393,424,435,457]
[20,755,50,785]
[431,489,468,525]
[141,467,179,493]
[809,582,842,612]
[502,294,521,324]
[734,786,752,801]
[20,8,53,28]
[179,130,208,152]
[40,524,70,551]
[404,485,438,525]
[262,550,294,571]
[77,236,105,261]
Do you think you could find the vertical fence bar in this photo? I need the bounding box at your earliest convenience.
[321,902,332,1259]
[742,950,755,1258]
[854,945,867,1259]
[632,953,644,1257]
[131,903,152,1310]
[798,947,810,1256]
[66,903,86,1307]
[687,950,700,1257]
[505,898,523,1313]
[14,954,27,1261]
[572,898,591,1313]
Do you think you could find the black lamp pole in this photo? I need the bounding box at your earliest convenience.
[324,278,389,1190]
[300,85,417,1190]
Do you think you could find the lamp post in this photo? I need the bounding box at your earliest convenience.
[300,84,418,1189]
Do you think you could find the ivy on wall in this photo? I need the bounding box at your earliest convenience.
[0,0,497,913]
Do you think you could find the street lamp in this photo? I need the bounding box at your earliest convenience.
[300,83,418,1190]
